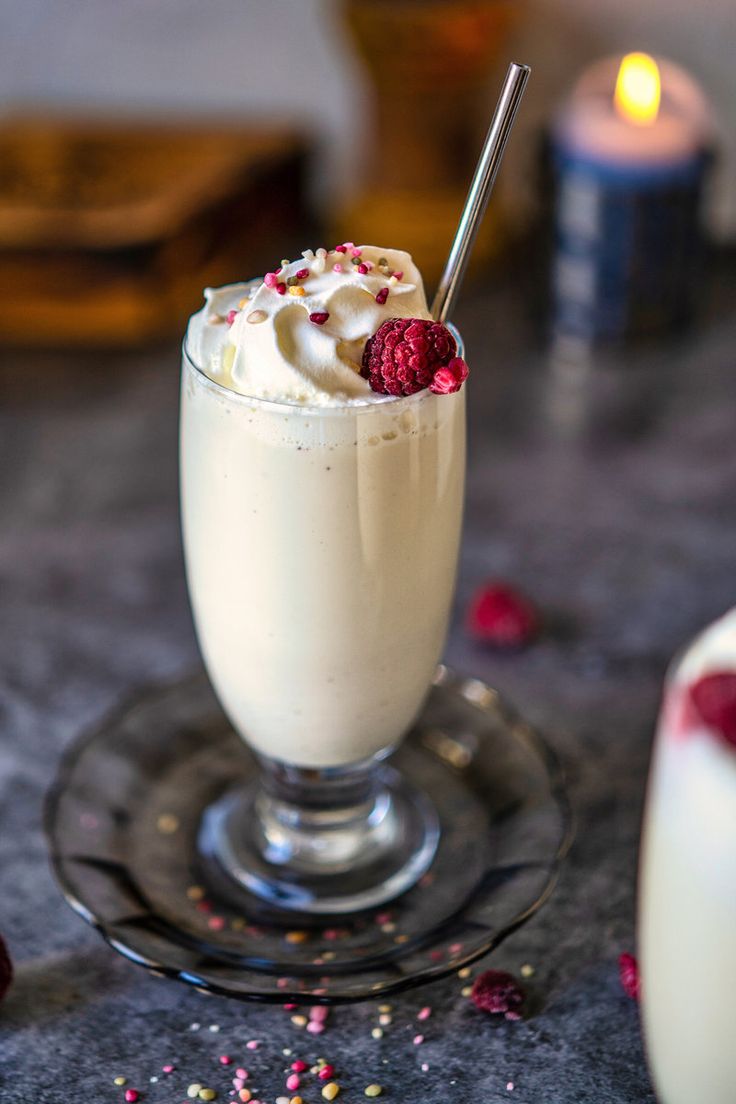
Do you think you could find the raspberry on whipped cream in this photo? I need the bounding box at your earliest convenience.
[361,318,469,397]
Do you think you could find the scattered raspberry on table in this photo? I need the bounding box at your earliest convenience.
[466,581,540,648]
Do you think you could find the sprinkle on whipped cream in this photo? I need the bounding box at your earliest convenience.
[186,245,432,407]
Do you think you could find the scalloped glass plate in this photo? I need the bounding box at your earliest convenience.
[45,667,572,1004]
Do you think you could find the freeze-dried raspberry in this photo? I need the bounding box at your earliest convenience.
[361,317,469,397]
[471,970,525,1019]
[689,672,736,747]
[619,952,640,1000]
[466,582,540,648]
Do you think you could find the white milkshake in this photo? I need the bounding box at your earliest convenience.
[181,245,466,768]
[639,609,736,1104]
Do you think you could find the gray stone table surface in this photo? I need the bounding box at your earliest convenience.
[1,268,735,1103]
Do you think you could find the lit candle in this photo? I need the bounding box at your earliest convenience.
[548,53,713,343]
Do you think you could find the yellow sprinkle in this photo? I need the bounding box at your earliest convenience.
[238,297,250,308]
[365,1087,383,1098]
[394,934,409,944]
[291,1097,304,1104]
[378,1003,392,1012]
[199,1091,217,1102]
[186,885,205,901]
[371,1027,383,1039]
[286,931,309,944]
[187,1088,203,1100]
[231,917,246,930]
[322,951,335,960]
[461,985,473,997]
[113,1077,127,1086]
[520,963,535,978]
[458,967,471,978]
[291,1014,308,1027]
[322,1084,340,1101]
[288,286,306,297]
[156,813,179,834]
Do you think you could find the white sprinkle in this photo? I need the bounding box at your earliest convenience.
[371,1028,383,1039]
[520,963,535,978]
[190,1023,201,1031]
[282,1048,292,1056]
[209,1024,220,1032]
[421,1064,429,1072]
[149,1076,159,1083]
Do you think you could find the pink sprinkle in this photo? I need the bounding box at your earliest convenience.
[309,312,330,326]
[357,264,368,274]
[376,912,392,925]
[306,1021,324,1035]
[343,241,355,249]
[429,949,444,962]
[246,1040,260,1050]
[276,283,287,295]
[220,1055,232,1065]
[323,929,339,941]
[375,288,389,305]
[264,272,278,287]
[318,1065,335,1081]
[421,1063,429,1072]
[162,1065,174,1074]
[233,1079,245,1091]
[363,261,374,270]
[195,900,212,913]
[393,271,404,281]
[296,268,310,280]
[291,1061,308,1073]
[283,1003,298,1011]
[507,1083,515,1092]
[333,264,343,273]
[236,1069,248,1079]
[334,245,347,253]
[277,978,289,988]
[417,1007,432,1021]
[413,1034,424,1045]
[208,916,225,931]
[286,1074,300,1091]
[449,942,463,954]
[351,248,362,257]
[124,1092,139,1103]
[226,310,238,326]
[310,1005,329,1022]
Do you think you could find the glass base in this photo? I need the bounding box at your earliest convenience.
[45,667,572,1003]
[200,757,439,913]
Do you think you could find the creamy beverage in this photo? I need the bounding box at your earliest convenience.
[181,246,466,768]
[639,608,736,1104]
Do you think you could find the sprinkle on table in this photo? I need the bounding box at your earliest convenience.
[371,1028,383,1039]
[365,1086,383,1098]
[378,1013,391,1026]
[458,967,471,978]
[286,931,309,944]
[417,1006,432,1021]
[520,963,535,978]
[322,1083,340,1100]
[199,1089,217,1102]
[187,1087,203,1099]
[156,813,179,834]
[124,1091,140,1103]
[246,1040,260,1050]
[413,1034,424,1045]
[113,1077,127,1086]
[291,1015,308,1027]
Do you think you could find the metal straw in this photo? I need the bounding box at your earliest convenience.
[431,62,531,324]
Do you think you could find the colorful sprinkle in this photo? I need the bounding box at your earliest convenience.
[296,268,309,280]
[208,916,225,931]
[365,1087,382,1098]
[322,1084,340,1101]
[458,967,471,978]
[237,297,250,308]
[156,813,179,833]
[461,986,473,997]
[264,272,279,288]
[281,259,290,267]
[413,1034,424,1045]
[307,1021,324,1035]
[507,1083,515,1092]
[375,288,389,305]
[520,963,535,978]
[246,1040,260,1050]
[238,1092,251,1103]
[371,1028,383,1040]
[162,1065,175,1073]
[286,931,309,944]
[114,1077,127,1086]
[318,1065,335,1081]
[187,1088,203,1100]
[209,1024,220,1033]
[219,1056,232,1066]
[333,264,344,273]
[421,1064,429,1072]
[378,1014,392,1026]
[291,1015,308,1027]
[226,310,238,326]
[236,1069,248,1079]
[288,286,306,297]
[309,312,329,326]
[357,264,368,274]
[334,245,348,254]
[286,1075,301,1092]
[247,310,268,324]
[276,283,287,295]
[417,1006,432,1021]
[124,1092,140,1103]
[199,1091,217,1102]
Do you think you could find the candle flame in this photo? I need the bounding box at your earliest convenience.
[614,52,661,125]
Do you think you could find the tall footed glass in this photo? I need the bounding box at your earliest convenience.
[180,337,466,913]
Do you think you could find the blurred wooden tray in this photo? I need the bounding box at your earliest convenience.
[0,115,313,346]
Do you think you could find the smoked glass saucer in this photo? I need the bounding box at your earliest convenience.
[45,667,572,1004]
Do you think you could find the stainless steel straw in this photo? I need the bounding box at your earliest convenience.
[431,62,531,324]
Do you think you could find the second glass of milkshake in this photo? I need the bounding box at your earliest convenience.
[181,245,468,912]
